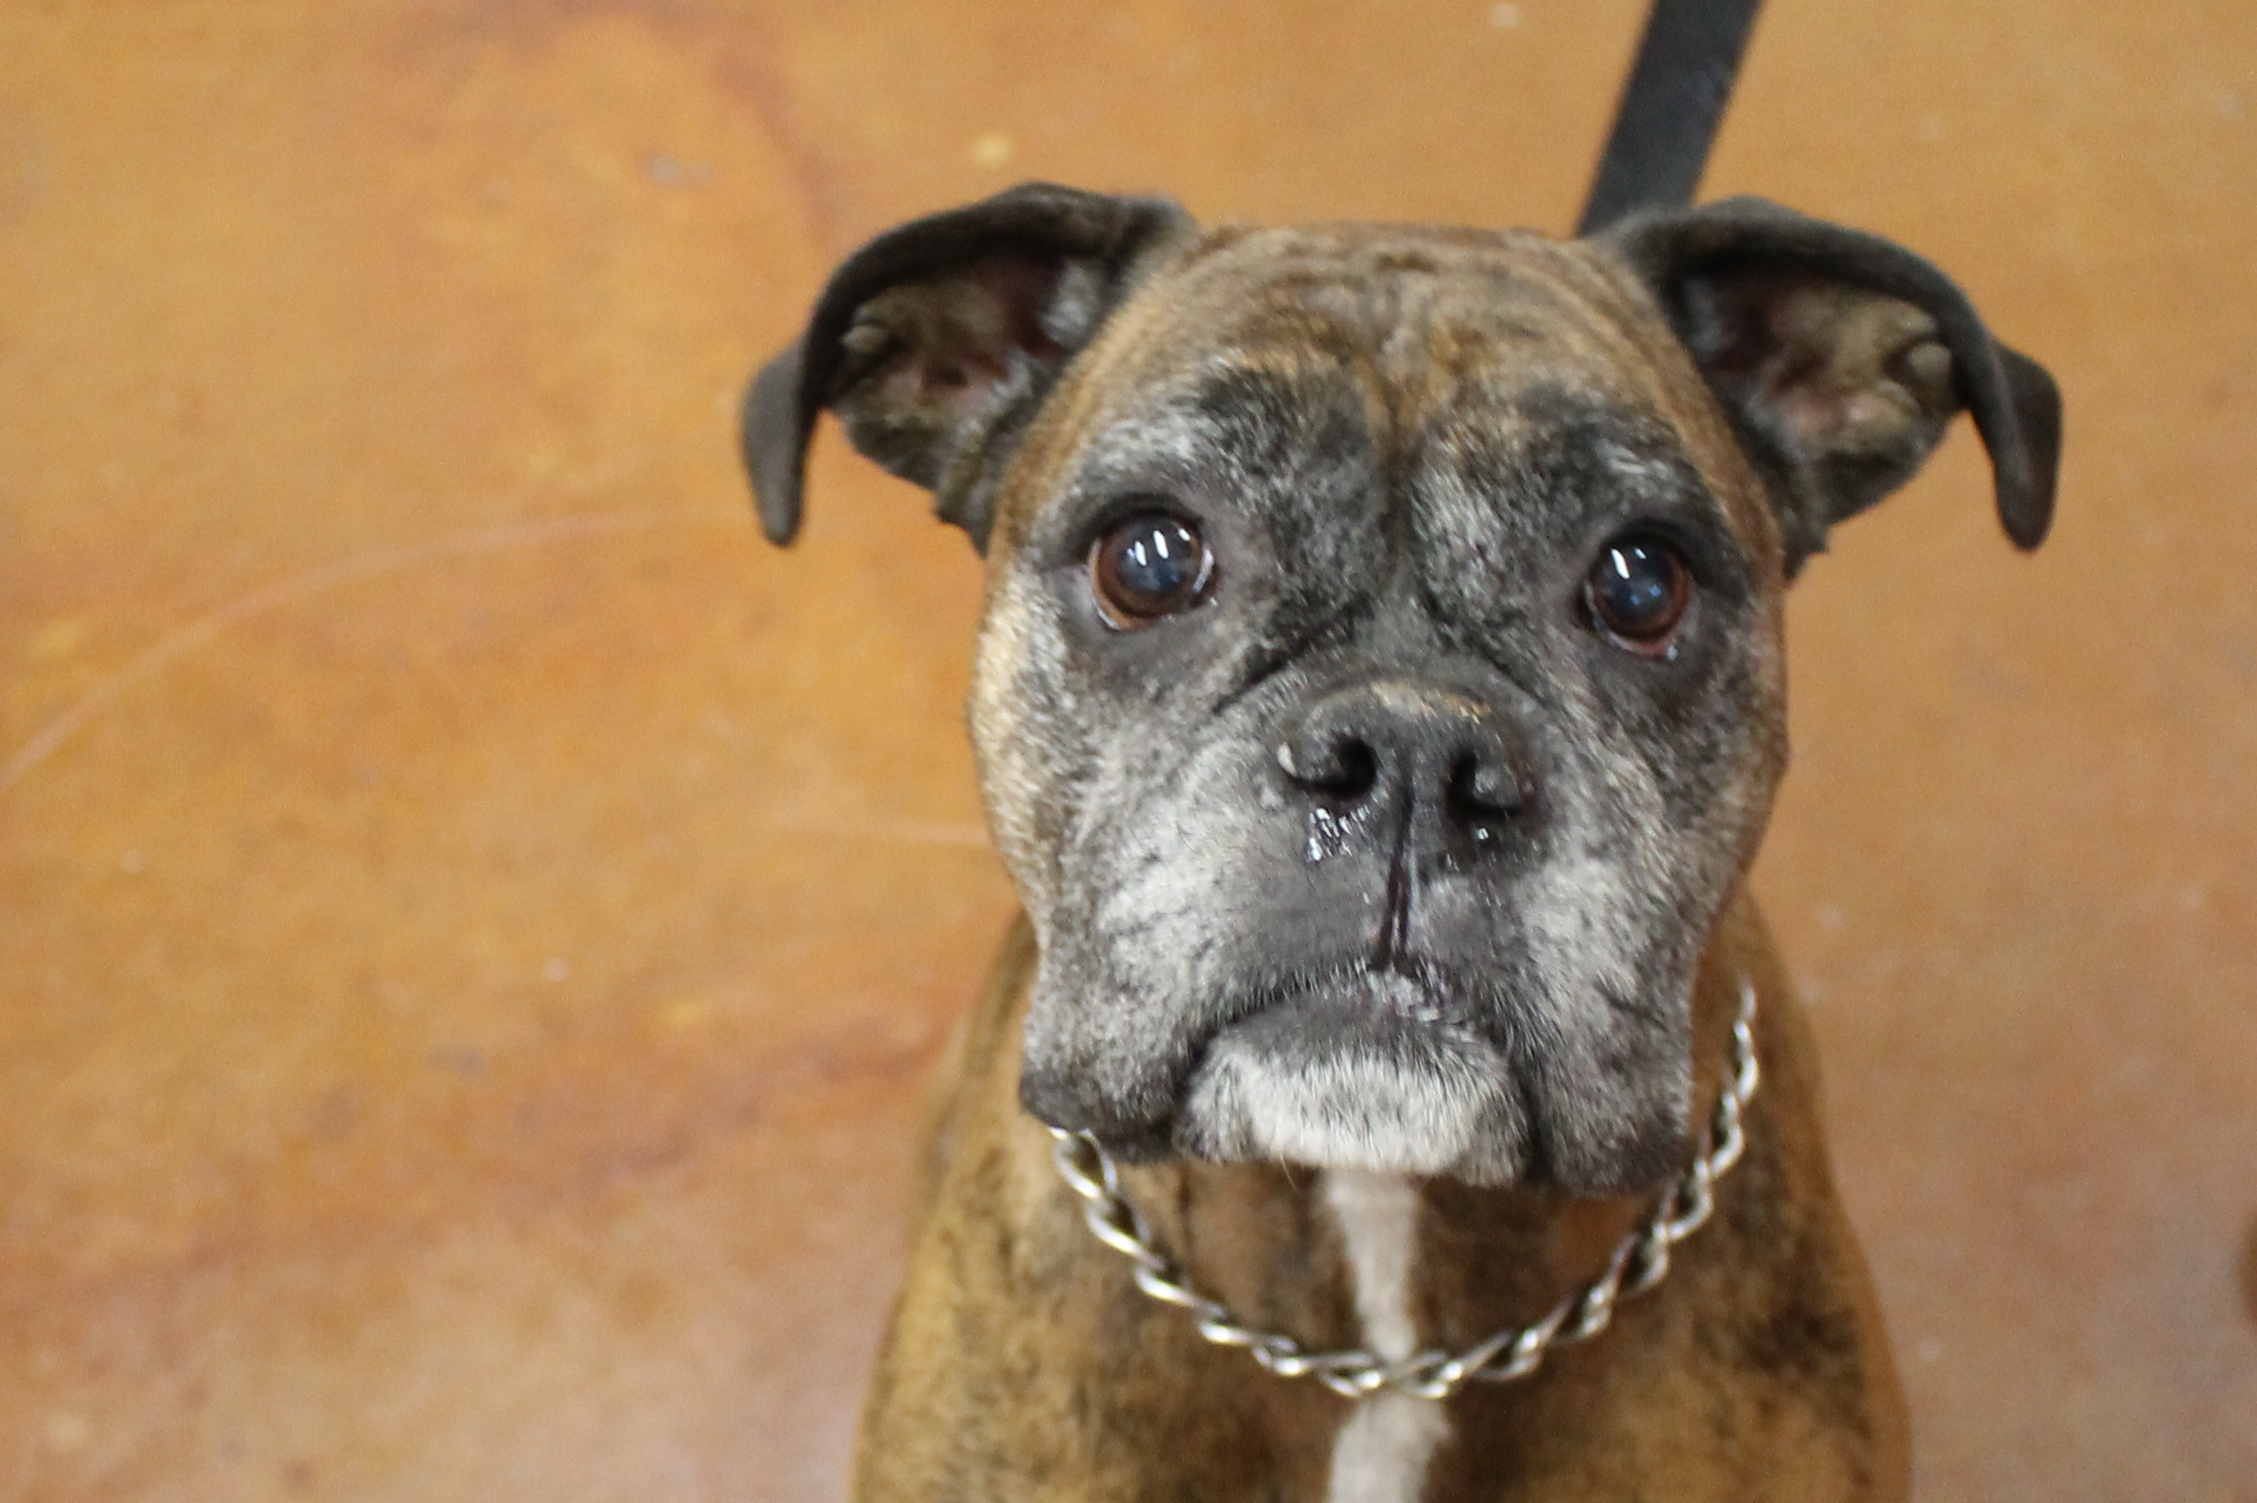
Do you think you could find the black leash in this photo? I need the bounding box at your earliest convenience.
[1578,0,1764,234]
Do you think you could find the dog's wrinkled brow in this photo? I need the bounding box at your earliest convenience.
[1188,365,1316,435]
[1064,328,1726,600]
[1175,363,1372,478]
[1420,385,1715,523]
[1065,361,1373,503]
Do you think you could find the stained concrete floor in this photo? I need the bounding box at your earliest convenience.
[2,2,2254,1499]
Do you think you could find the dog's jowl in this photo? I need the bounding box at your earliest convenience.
[743,184,2059,1502]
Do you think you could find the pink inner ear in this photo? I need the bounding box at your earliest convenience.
[970,255,1071,365]
[1780,383,1909,446]
[1691,267,1823,381]
[1697,267,1909,446]
[892,255,1071,415]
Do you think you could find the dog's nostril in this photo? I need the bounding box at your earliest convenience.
[1448,751,1524,822]
[1329,742,1379,797]
[1279,735,1379,800]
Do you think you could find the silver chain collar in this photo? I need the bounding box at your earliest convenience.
[1047,977,1761,1401]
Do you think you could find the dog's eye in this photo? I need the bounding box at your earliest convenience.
[1584,536,1691,653]
[1089,512,1212,629]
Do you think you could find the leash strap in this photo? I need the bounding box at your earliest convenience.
[1577,0,1765,234]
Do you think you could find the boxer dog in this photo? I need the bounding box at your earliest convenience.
[740,184,2059,1502]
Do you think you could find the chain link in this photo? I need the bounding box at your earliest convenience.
[1048,977,1761,1400]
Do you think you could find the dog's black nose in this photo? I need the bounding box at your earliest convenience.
[1277,680,1531,851]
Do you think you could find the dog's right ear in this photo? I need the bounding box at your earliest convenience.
[742,183,1194,552]
[1604,197,2062,571]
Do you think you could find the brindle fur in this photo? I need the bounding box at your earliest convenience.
[741,187,2059,1501]
[860,898,1908,1502]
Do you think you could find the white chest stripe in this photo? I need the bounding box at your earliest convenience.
[1322,1171,1450,1503]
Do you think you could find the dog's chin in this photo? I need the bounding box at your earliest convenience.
[1164,982,1693,1191]
[1173,997,1535,1184]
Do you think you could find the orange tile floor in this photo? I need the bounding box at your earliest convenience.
[3,3,2253,1499]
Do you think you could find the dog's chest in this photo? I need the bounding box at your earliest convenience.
[1322,1171,1450,1503]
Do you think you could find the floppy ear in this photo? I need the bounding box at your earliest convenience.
[742,182,1194,551]
[1605,196,2062,570]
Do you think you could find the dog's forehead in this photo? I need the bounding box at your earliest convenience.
[1118,227,1676,419]
[1005,222,1775,560]
[1171,225,1646,374]
[1011,220,1760,548]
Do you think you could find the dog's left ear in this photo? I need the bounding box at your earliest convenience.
[742,182,1194,551]
[1606,197,2061,569]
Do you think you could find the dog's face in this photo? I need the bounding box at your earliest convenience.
[971,230,1792,1189]
[745,188,2058,1191]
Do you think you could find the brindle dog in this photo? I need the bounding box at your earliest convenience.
[742,184,2060,1502]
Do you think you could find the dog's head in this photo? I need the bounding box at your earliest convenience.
[743,185,2059,1191]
